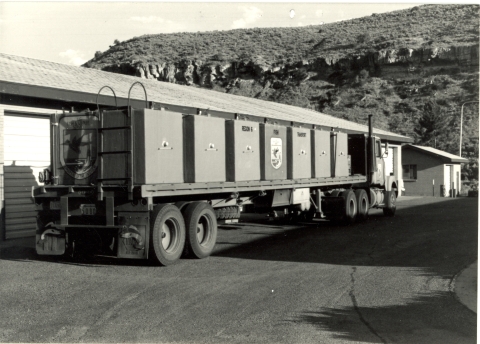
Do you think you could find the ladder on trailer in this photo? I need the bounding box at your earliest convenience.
[97,109,134,200]
[95,82,148,201]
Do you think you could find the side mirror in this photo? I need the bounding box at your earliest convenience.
[382,142,389,158]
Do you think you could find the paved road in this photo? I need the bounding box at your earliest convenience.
[0,196,477,343]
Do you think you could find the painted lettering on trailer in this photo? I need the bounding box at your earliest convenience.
[297,132,307,137]
[65,119,92,129]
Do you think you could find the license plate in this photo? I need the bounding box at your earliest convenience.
[50,201,61,210]
[80,204,96,215]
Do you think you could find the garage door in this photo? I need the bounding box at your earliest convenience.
[4,113,50,239]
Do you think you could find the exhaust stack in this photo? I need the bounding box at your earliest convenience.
[368,114,373,139]
[367,115,376,184]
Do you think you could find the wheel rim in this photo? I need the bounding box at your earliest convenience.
[391,193,396,209]
[196,215,211,247]
[361,197,368,214]
[348,198,356,216]
[161,219,179,253]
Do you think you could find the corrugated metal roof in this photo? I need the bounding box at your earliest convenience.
[404,144,469,163]
[0,53,411,142]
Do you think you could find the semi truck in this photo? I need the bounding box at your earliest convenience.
[34,83,399,265]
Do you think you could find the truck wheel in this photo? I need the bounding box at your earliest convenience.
[214,207,225,220]
[183,202,218,259]
[149,204,186,266]
[174,201,190,212]
[226,207,234,219]
[383,190,397,217]
[333,190,357,225]
[355,189,369,222]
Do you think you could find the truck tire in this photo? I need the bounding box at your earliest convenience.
[149,204,186,266]
[174,201,190,212]
[332,190,357,225]
[383,190,397,217]
[226,207,234,219]
[230,206,241,219]
[354,189,369,222]
[215,207,225,220]
[183,202,218,259]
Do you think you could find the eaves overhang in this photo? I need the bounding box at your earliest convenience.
[403,144,469,163]
[0,79,413,144]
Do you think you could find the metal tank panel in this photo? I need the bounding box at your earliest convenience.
[331,131,349,177]
[311,129,331,178]
[183,115,226,183]
[225,119,261,182]
[134,109,184,184]
[287,127,311,179]
[259,123,287,181]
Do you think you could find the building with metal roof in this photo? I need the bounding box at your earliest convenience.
[0,52,412,240]
[0,53,412,143]
[402,144,468,197]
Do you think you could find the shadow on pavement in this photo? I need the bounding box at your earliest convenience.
[214,197,478,278]
[288,291,476,344]
[0,197,477,274]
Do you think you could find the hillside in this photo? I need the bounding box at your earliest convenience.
[83,4,479,183]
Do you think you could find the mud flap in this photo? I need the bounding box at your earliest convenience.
[36,228,66,255]
[118,225,147,259]
[117,212,149,259]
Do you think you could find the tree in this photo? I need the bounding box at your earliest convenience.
[462,141,479,182]
[114,39,120,45]
[356,32,372,44]
[413,100,449,148]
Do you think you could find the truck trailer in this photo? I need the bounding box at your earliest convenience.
[34,83,399,265]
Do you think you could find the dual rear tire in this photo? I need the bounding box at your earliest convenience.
[149,204,186,266]
[330,189,369,225]
[183,202,218,259]
[355,189,369,222]
[329,190,356,225]
[149,202,217,266]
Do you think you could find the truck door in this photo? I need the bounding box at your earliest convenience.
[374,139,385,186]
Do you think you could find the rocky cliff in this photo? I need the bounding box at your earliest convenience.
[123,45,478,89]
[85,4,478,92]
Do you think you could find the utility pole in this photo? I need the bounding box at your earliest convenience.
[459,101,479,157]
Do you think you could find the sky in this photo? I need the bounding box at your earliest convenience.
[0,2,435,66]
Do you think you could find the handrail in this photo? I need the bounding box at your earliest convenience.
[127,81,148,117]
[96,86,118,113]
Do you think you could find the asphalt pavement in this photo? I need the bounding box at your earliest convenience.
[0,195,477,343]
[454,260,477,313]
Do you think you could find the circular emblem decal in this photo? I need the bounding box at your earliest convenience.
[271,137,282,169]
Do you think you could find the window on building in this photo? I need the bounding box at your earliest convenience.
[403,164,417,180]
